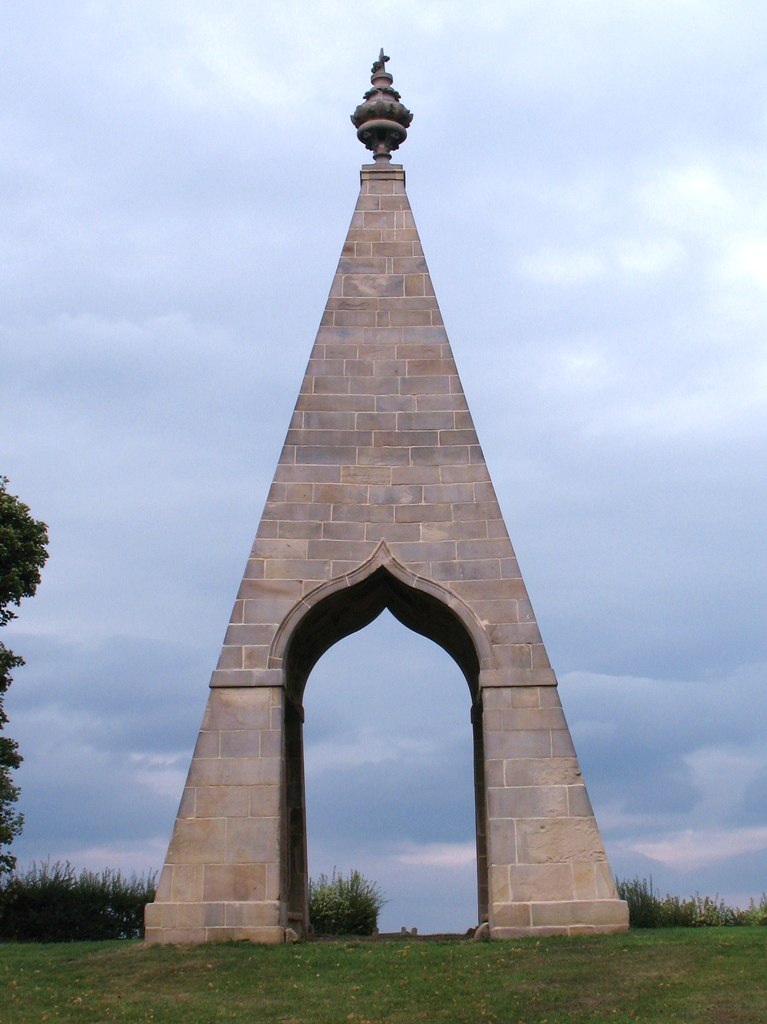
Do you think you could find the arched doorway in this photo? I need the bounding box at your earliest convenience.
[303,609,476,933]
[278,565,489,936]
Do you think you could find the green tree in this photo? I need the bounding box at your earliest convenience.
[0,477,48,875]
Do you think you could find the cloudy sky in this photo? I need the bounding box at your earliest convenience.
[2,1,766,933]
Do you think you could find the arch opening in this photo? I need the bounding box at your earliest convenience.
[281,567,488,935]
[304,611,476,933]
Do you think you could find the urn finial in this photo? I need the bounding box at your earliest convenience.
[350,50,413,162]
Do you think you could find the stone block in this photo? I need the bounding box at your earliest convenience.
[552,730,577,756]
[225,816,280,864]
[146,926,207,944]
[366,235,410,252]
[224,901,282,927]
[391,465,440,483]
[203,690,272,731]
[502,707,567,731]
[433,560,501,582]
[567,785,594,817]
[144,903,163,929]
[169,864,204,902]
[356,411,397,430]
[399,375,451,396]
[341,465,391,483]
[296,444,359,465]
[275,522,323,541]
[337,256,386,274]
[427,482,477,504]
[504,757,582,788]
[483,730,552,759]
[216,645,243,670]
[249,784,280,817]
[595,861,619,898]
[307,539,374,561]
[357,446,410,466]
[195,785,250,818]
[155,865,173,901]
[375,394,415,412]
[488,785,569,819]
[495,645,533,668]
[489,864,510,903]
[508,864,574,902]
[224,624,275,646]
[516,818,607,865]
[167,819,226,865]
[178,787,195,818]
[449,500,503,523]
[193,731,220,758]
[203,903,226,927]
[488,622,541,645]
[481,688,513,711]
[331,503,394,522]
[365,522,420,542]
[530,900,629,928]
[203,865,267,903]
[421,520,487,542]
[456,538,512,560]
[242,647,269,669]
[188,757,281,788]
[411,445,470,465]
[395,502,452,523]
[485,758,505,788]
[491,902,532,928]
[396,341,446,358]
[572,862,602,900]
[368,484,423,504]
[212,925,284,944]
[322,521,366,540]
[483,708,502,731]
[397,410,454,430]
[391,541,456,562]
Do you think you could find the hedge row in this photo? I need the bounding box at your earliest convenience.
[0,861,156,941]
[617,876,767,928]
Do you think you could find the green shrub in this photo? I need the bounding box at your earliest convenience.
[308,868,386,936]
[738,894,767,925]
[616,876,661,928]
[0,861,156,941]
[616,877,767,929]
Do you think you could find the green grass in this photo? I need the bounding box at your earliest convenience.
[1,929,765,1023]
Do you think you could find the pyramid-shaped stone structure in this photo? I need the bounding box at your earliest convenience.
[145,54,627,944]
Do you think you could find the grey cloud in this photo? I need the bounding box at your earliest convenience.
[1,3,765,925]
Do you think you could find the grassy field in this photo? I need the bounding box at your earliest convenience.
[1,928,765,1024]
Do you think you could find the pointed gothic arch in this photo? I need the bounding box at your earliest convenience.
[271,542,494,698]
[277,548,491,932]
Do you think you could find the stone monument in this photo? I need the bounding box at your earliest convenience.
[145,53,628,943]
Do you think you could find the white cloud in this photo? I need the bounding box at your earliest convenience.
[518,248,607,285]
[615,237,685,275]
[725,239,767,290]
[683,745,767,821]
[129,753,189,801]
[395,842,477,869]
[624,827,767,870]
[50,839,169,879]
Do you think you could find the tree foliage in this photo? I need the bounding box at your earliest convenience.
[308,868,386,936]
[0,477,48,875]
